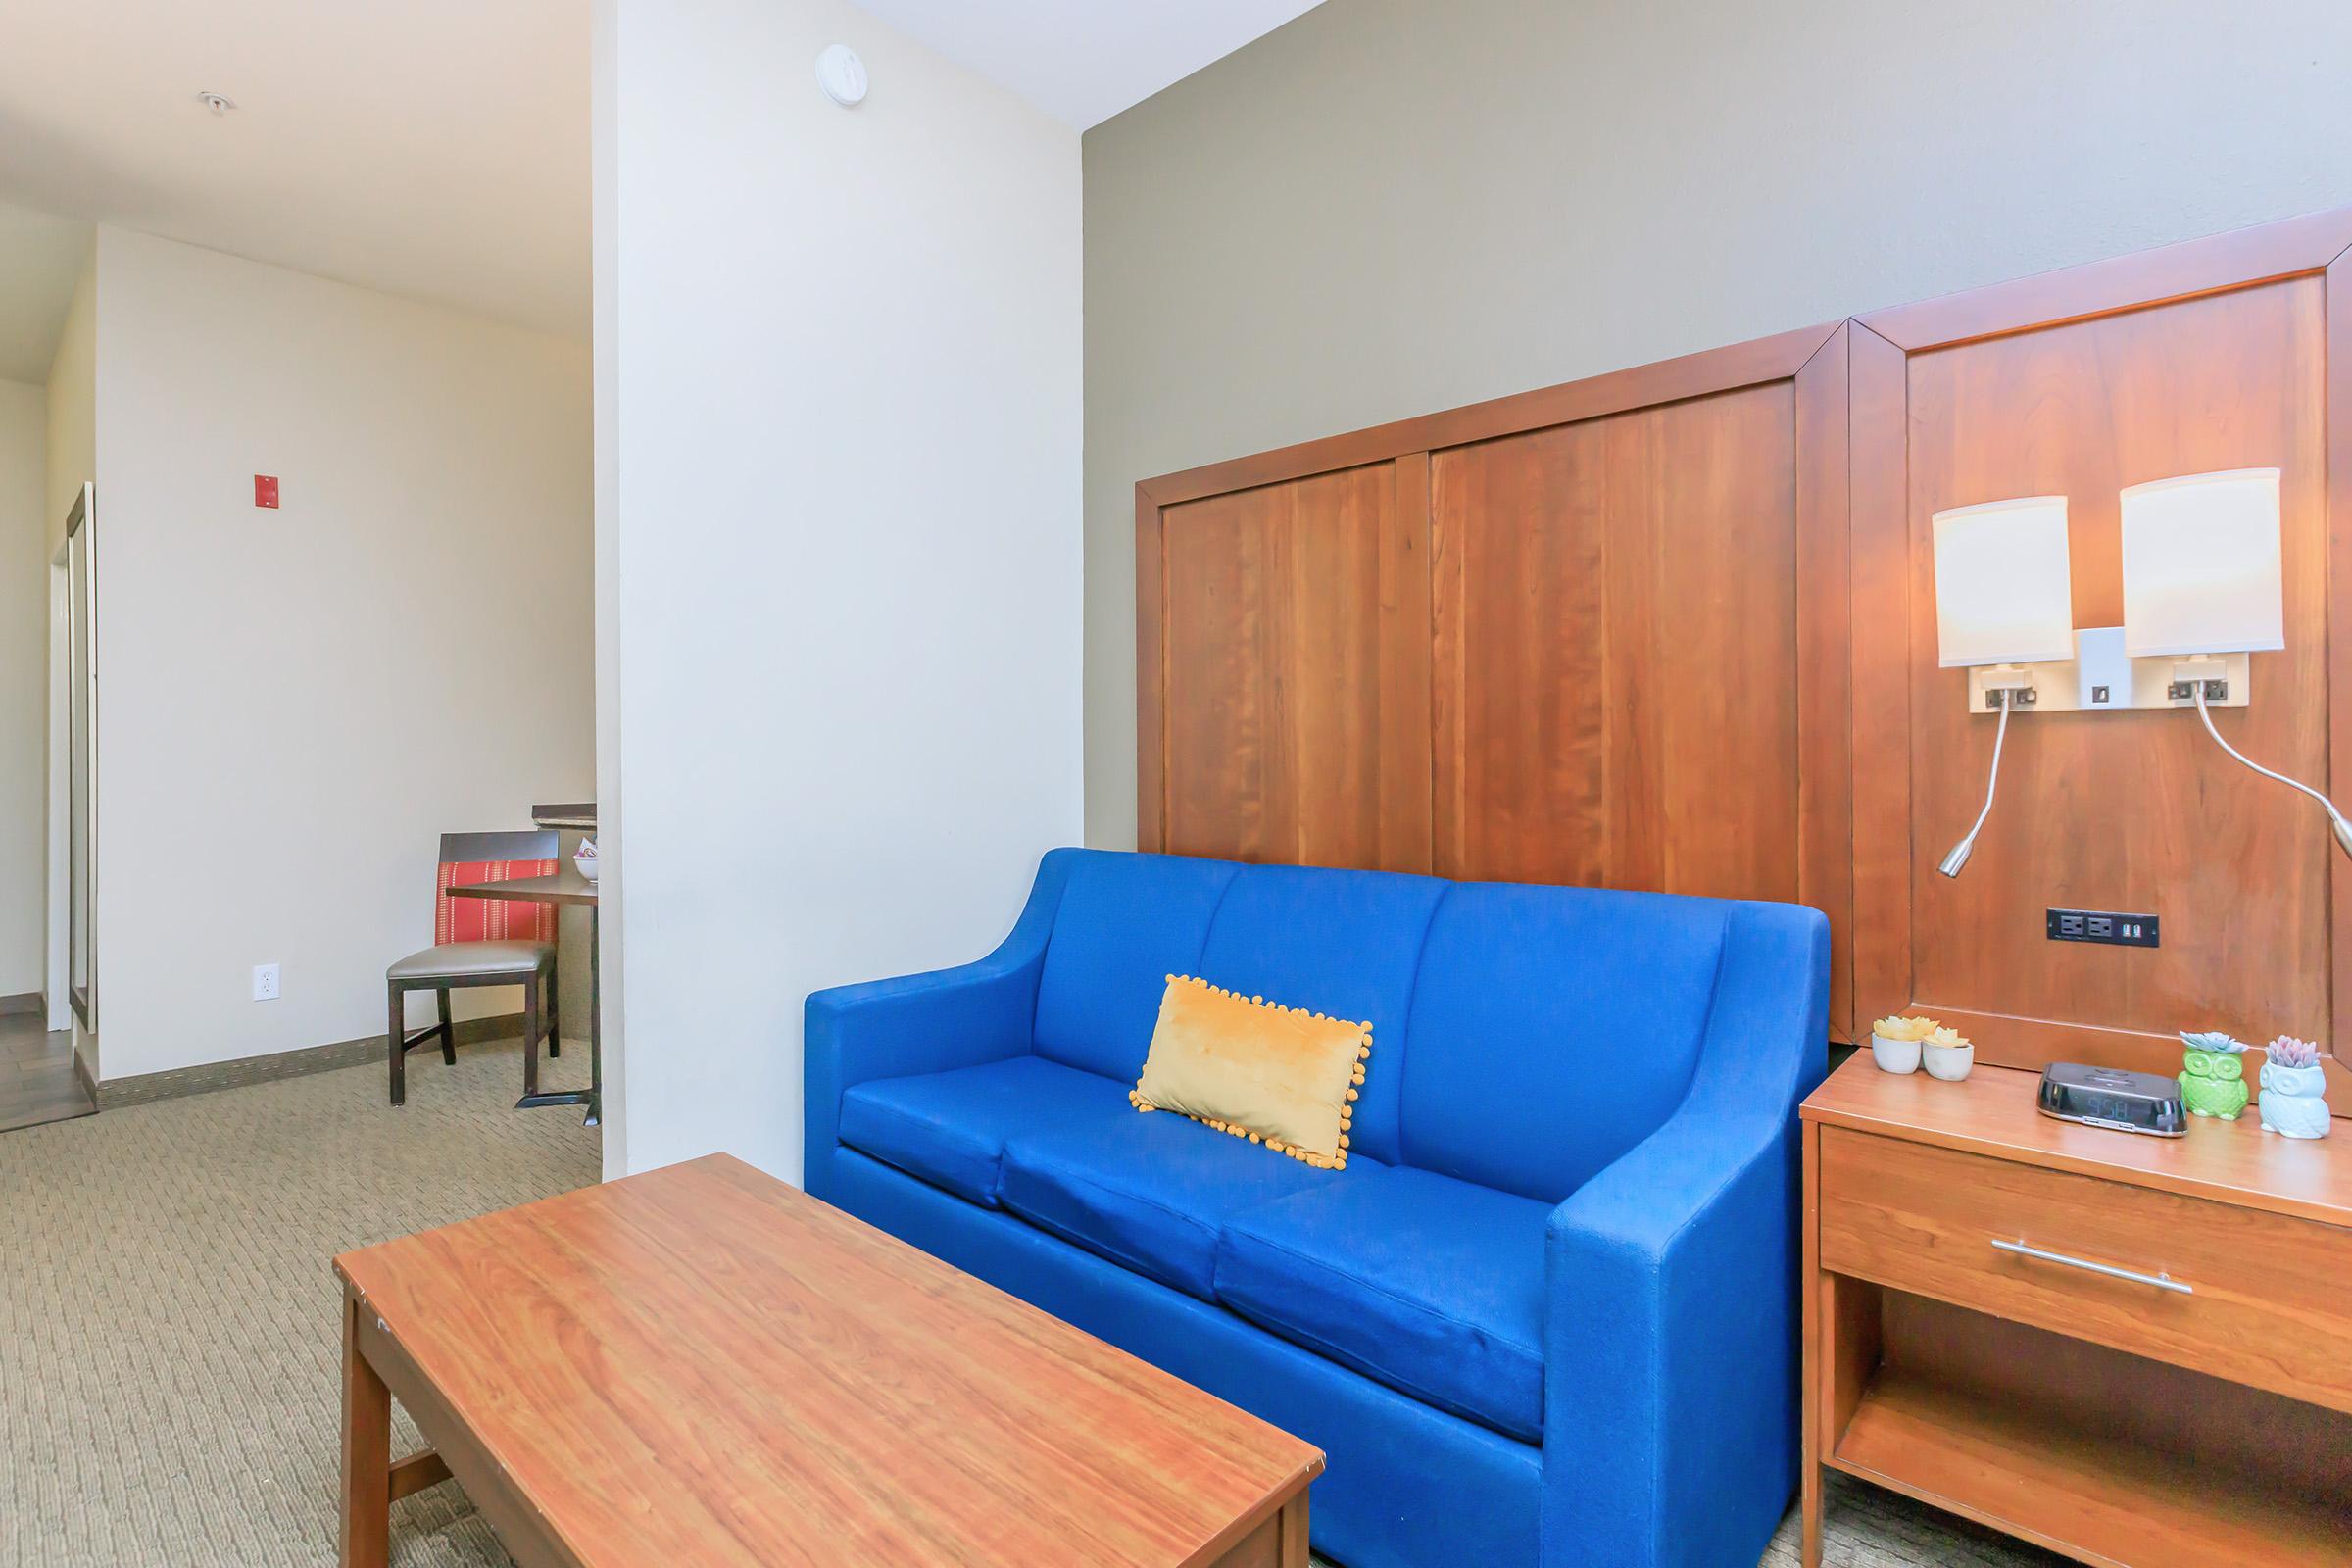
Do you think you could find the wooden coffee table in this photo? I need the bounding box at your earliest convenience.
[333,1153,1322,1568]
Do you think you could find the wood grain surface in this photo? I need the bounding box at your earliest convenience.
[1819,1124,2352,1412]
[1802,1055,2352,1228]
[1154,462,1432,871]
[1429,381,1798,901]
[335,1154,1321,1568]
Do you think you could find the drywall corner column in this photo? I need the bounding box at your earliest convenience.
[598,0,1083,1180]
[592,0,627,1180]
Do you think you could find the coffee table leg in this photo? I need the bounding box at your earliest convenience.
[341,1294,391,1568]
[1277,1492,1308,1568]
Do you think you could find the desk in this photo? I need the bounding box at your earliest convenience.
[1801,1054,2352,1566]
[448,870,600,1127]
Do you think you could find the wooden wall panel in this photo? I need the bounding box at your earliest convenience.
[1429,383,1799,904]
[1148,462,1433,872]
[1851,210,2352,1090]
[1139,325,1849,1035]
[1906,281,2328,1050]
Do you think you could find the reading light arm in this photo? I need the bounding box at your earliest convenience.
[1938,694,2013,878]
[2193,687,2352,859]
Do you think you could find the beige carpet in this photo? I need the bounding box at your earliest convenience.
[0,1037,2062,1568]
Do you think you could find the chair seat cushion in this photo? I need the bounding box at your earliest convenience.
[1215,1164,1550,1442]
[999,1102,1346,1299]
[387,940,555,981]
[838,1056,1126,1207]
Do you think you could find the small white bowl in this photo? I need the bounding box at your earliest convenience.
[573,853,600,883]
[1922,1041,1975,1082]
[1870,1033,1923,1074]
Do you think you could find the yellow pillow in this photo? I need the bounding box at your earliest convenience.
[1128,975,1371,1170]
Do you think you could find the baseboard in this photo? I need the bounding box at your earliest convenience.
[97,1013,526,1110]
[0,991,41,1016]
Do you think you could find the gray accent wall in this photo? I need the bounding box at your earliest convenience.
[1080,0,2352,848]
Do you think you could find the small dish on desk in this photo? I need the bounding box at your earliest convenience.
[1870,1015,1936,1074]
[1921,1025,1975,1081]
[573,838,599,883]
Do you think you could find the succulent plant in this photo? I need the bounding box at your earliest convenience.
[2266,1035,2322,1070]
[2180,1030,2246,1054]
[1873,1015,1938,1042]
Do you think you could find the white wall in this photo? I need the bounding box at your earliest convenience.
[597,0,1083,1180]
[0,379,43,998]
[90,227,594,1081]
[1080,0,2352,845]
[44,255,94,551]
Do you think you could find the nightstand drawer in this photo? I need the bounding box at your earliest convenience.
[1818,1126,2352,1413]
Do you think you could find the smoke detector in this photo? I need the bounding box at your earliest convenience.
[815,45,867,107]
[195,91,238,116]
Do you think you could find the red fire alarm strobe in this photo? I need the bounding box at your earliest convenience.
[254,474,279,509]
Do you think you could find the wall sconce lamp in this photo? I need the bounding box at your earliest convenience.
[1932,466,2349,878]
[2120,468,2352,858]
[1931,496,2076,877]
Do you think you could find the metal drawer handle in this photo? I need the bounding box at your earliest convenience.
[1990,1237,2193,1295]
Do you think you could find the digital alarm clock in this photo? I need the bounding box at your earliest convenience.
[2036,1062,2187,1137]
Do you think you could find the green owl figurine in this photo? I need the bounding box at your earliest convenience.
[2179,1031,2250,1121]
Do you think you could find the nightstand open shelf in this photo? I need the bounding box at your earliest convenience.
[1801,1055,2352,1568]
[1831,1337,2352,1567]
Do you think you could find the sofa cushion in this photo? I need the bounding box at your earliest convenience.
[839,1056,1126,1206]
[1400,884,1727,1202]
[999,1102,1346,1298]
[1216,1163,1550,1443]
[1192,864,1448,1166]
[1033,852,1241,1081]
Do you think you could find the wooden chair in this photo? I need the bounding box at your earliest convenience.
[386,830,561,1105]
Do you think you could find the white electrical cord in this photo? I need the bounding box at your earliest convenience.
[1937,695,2012,878]
[2193,685,2352,858]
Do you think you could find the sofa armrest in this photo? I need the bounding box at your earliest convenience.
[1539,902,1829,1568]
[802,849,1080,1197]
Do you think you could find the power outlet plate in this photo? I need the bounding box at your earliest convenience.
[2046,909,2160,948]
[252,962,281,1001]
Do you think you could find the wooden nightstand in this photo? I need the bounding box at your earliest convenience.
[1800,1053,2352,1567]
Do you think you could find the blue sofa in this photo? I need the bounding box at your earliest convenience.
[805,849,1829,1568]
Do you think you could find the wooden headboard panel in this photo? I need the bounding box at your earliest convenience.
[1850,209,2352,1089]
[1138,206,2352,1072]
[1136,323,1856,1039]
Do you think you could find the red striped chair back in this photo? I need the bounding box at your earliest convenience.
[434,830,558,946]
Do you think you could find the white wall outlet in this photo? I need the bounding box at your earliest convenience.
[252,963,281,1002]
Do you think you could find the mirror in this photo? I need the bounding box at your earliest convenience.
[67,485,94,1030]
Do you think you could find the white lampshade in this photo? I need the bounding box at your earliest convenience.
[1931,495,2076,668]
[2120,468,2284,658]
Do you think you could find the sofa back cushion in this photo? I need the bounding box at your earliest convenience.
[1034,851,1240,1080]
[1399,884,1727,1203]
[1191,864,1447,1166]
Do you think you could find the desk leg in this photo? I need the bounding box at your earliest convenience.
[584,904,602,1129]
[340,1293,391,1568]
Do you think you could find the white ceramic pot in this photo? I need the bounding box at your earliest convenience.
[2259,1061,2330,1138]
[573,852,600,883]
[1870,1033,1922,1074]
[1922,1041,1975,1082]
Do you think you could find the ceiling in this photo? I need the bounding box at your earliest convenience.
[0,0,1314,353]
[858,0,1325,129]
[0,201,89,384]
[0,0,590,339]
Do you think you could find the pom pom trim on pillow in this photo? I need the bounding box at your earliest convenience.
[1129,974,1372,1170]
